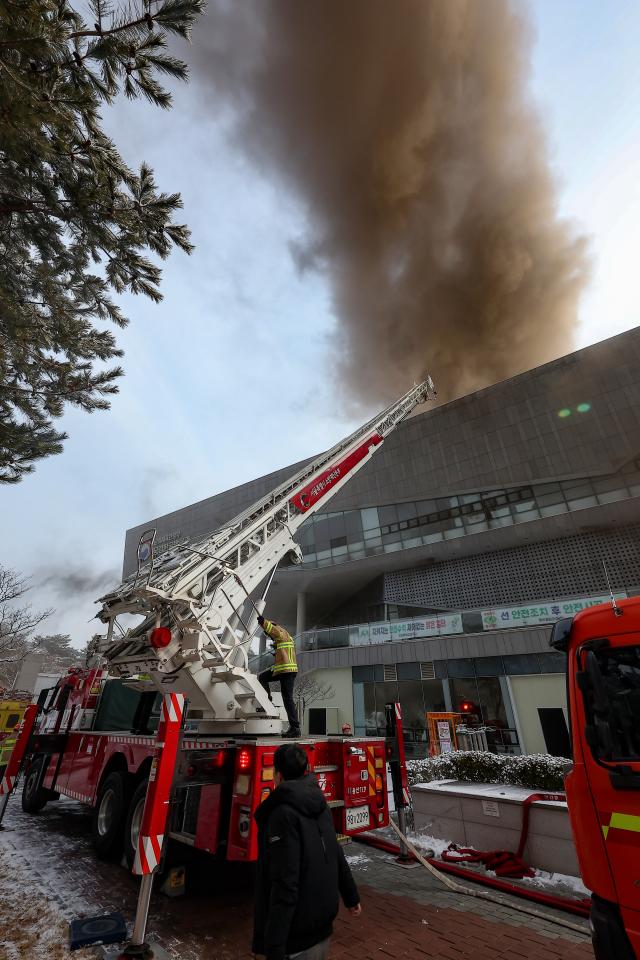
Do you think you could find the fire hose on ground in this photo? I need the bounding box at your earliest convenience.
[355,817,591,936]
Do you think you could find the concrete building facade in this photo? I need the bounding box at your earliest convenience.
[124,328,640,757]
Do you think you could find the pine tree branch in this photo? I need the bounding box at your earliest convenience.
[69,12,154,41]
[0,0,201,481]
[0,8,155,47]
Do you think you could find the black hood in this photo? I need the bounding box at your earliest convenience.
[255,773,327,826]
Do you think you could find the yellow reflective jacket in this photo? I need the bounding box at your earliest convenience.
[263,619,298,675]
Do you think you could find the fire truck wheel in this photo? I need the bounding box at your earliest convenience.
[21,756,48,813]
[123,779,148,870]
[92,771,128,859]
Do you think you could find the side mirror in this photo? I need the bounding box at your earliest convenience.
[550,617,573,652]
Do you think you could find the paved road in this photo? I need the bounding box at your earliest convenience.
[0,798,593,959]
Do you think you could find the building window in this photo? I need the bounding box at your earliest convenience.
[353,671,513,755]
[398,680,427,756]
[537,652,566,674]
[447,658,475,678]
[503,654,540,675]
[475,656,504,677]
[397,661,420,681]
[297,469,640,570]
[476,677,508,729]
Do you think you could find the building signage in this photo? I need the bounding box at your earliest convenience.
[437,721,451,742]
[356,612,462,645]
[480,594,626,630]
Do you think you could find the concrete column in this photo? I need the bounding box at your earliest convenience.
[442,678,453,713]
[296,591,306,639]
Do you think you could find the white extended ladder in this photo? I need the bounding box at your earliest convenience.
[94,378,436,733]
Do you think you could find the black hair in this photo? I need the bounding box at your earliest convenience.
[274,743,308,781]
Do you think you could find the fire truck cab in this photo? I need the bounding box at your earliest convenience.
[551,597,640,960]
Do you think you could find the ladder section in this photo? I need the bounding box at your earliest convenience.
[95,378,436,732]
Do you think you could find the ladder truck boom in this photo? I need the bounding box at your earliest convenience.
[94,378,436,734]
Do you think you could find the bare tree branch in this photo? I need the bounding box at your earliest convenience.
[294,671,335,727]
[0,567,52,686]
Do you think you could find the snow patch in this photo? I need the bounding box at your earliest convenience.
[0,843,96,960]
[345,852,371,867]
[407,831,450,859]
[521,869,590,897]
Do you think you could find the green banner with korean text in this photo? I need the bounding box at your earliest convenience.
[481,594,626,630]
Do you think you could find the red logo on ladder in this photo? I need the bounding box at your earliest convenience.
[290,434,383,514]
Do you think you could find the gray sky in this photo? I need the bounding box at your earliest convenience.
[2,0,639,647]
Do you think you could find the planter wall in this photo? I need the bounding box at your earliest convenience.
[412,779,580,877]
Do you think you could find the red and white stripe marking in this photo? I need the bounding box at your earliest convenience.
[61,786,93,804]
[0,773,15,797]
[110,735,154,746]
[133,833,165,875]
[163,693,183,724]
[132,692,185,877]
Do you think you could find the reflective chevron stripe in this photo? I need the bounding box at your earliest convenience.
[367,746,376,797]
[132,693,184,876]
[0,773,15,797]
[133,833,164,875]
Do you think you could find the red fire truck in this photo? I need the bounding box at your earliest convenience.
[23,667,388,867]
[551,596,640,959]
[16,379,436,872]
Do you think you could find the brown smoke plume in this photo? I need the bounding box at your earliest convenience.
[194,0,589,404]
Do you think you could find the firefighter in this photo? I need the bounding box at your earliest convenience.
[257,615,301,738]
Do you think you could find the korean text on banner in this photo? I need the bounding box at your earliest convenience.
[481,594,626,630]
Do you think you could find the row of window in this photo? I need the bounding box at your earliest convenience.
[351,651,565,684]
[294,466,640,569]
[379,487,534,536]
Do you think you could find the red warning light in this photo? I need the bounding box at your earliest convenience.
[460,701,473,713]
[150,626,172,649]
[238,748,252,771]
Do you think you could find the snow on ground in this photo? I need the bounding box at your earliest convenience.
[407,830,450,858]
[0,841,95,960]
[373,819,590,903]
[407,826,590,901]
[521,870,590,898]
[345,851,372,871]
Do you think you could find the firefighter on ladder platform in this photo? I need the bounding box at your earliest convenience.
[257,616,301,738]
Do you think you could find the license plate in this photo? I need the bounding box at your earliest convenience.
[345,805,370,832]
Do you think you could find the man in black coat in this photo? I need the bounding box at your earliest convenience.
[252,743,361,960]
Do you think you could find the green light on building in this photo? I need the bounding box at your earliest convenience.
[576,402,592,414]
[557,408,572,418]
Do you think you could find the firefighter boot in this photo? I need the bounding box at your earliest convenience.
[281,727,301,738]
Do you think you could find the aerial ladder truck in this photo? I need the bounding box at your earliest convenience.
[12,379,436,869]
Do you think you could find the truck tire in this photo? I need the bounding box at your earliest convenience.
[123,779,148,870]
[21,756,49,813]
[92,771,128,859]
